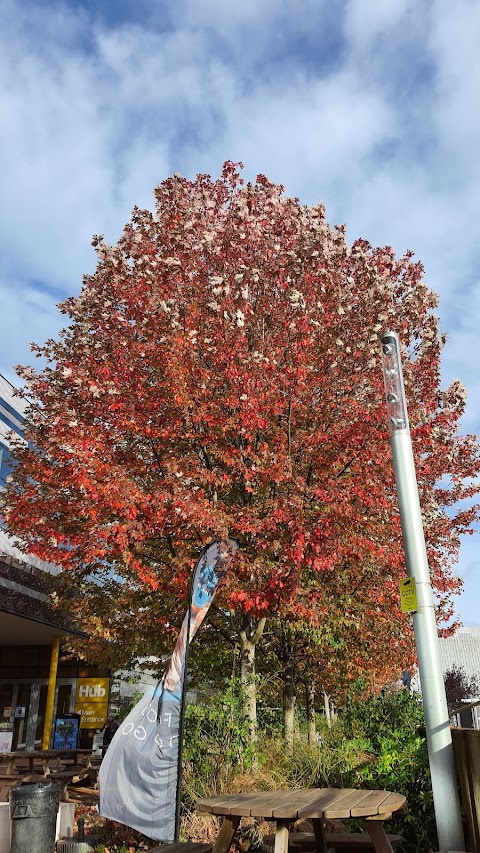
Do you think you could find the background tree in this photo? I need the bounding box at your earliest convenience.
[4,163,479,736]
[444,664,480,710]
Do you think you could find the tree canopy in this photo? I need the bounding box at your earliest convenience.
[4,162,479,679]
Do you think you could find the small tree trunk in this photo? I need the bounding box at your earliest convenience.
[240,639,256,734]
[282,642,296,748]
[283,657,296,747]
[239,615,266,750]
[323,690,331,728]
[306,680,317,745]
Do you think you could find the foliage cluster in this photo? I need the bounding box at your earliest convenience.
[115,689,145,723]
[340,690,436,852]
[182,680,256,806]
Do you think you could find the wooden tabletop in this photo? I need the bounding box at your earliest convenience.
[0,748,92,776]
[197,788,406,821]
[1,749,91,758]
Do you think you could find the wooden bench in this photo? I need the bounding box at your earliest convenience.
[0,777,20,802]
[263,831,403,851]
[66,785,99,802]
[327,833,402,852]
[12,764,51,778]
[48,769,87,800]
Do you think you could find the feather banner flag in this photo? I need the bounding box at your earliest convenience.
[99,537,238,841]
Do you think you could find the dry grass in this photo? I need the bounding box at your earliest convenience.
[180,764,289,848]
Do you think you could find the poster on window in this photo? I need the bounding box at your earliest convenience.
[0,728,14,753]
[53,714,81,749]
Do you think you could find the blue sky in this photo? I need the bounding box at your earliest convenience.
[0,0,479,623]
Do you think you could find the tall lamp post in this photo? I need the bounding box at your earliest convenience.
[381,331,465,853]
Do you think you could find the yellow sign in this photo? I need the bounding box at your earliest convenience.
[75,702,109,729]
[399,577,418,613]
[75,678,109,704]
[75,678,110,728]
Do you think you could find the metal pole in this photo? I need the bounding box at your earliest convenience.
[174,578,193,843]
[42,635,60,750]
[381,331,465,852]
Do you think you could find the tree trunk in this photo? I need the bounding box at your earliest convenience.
[306,679,316,746]
[282,641,296,748]
[239,615,266,749]
[323,690,331,728]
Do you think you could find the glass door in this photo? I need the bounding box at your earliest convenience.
[31,684,49,749]
[13,683,35,750]
[27,680,75,748]
[0,682,15,751]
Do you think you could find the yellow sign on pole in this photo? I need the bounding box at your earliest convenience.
[399,577,418,613]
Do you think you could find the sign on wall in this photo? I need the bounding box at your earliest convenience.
[0,728,13,753]
[74,678,109,729]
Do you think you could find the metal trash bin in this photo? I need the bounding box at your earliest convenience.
[10,782,60,853]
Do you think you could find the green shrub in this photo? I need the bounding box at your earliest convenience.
[257,705,283,738]
[341,689,437,852]
[181,680,254,806]
[342,686,425,750]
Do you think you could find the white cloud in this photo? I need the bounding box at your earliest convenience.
[181,69,398,204]
[441,281,480,435]
[167,0,330,58]
[428,0,480,174]
[0,0,397,290]
[344,0,412,50]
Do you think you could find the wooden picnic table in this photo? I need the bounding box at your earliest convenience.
[0,750,94,801]
[0,749,92,775]
[197,788,407,853]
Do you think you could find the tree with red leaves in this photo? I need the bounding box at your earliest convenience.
[5,163,479,738]
[444,664,480,710]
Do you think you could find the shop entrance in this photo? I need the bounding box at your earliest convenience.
[0,679,75,750]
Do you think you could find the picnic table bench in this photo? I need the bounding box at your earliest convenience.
[262,830,402,851]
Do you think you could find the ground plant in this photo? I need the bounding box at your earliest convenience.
[341,690,436,852]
